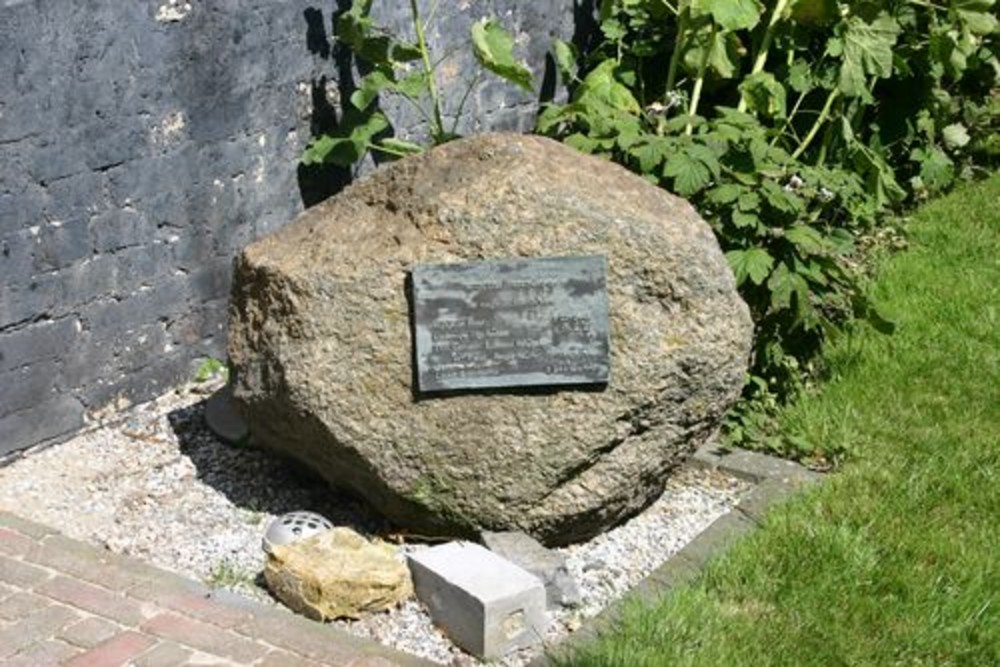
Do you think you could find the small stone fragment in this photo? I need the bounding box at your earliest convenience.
[407,541,547,660]
[264,527,412,621]
[481,530,582,609]
[203,384,249,444]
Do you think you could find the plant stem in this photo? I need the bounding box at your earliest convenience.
[686,22,714,136]
[738,0,791,112]
[449,72,482,136]
[423,0,441,32]
[658,0,680,15]
[409,0,445,143]
[815,117,836,166]
[770,87,809,148]
[792,88,839,160]
[665,9,688,96]
[906,0,949,11]
[368,142,421,158]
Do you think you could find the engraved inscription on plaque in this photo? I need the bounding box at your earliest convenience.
[412,255,610,392]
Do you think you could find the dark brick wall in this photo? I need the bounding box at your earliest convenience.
[0,0,580,456]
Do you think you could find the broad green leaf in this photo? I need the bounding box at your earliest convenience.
[683,28,740,79]
[789,0,838,27]
[952,0,998,35]
[761,179,804,214]
[787,61,814,94]
[691,0,765,31]
[930,29,968,77]
[552,39,579,83]
[767,262,810,312]
[390,42,423,62]
[784,225,827,255]
[616,124,642,151]
[601,16,627,42]
[536,103,571,134]
[739,72,787,119]
[911,146,955,191]
[664,113,706,134]
[687,143,722,180]
[851,140,906,206]
[376,138,425,157]
[564,133,614,154]
[706,183,743,205]
[839,116,855,145]
[336,0,374,51]
[836,15,901,97]
[664,151,712,196]
[472,19,533,92]
[707,31,740,79]
[792,256,829,285]
[827,228,855,255]
[826,36,843,58]
[715,106,759,128]
[302,135,338,166]
[336,2,396,66]
[630,137,673,173]
[732,210,760,228]
[942,123,971,149]
[394,71,429,98]
[350,70,393,111]
[574,60,642,114]
[738,192,761,212]
[301,112,389,167]
[727,247,775,286]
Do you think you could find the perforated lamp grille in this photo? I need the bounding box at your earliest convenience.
[262,511,333,553]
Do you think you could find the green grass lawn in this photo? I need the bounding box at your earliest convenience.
[560,175,1000,666]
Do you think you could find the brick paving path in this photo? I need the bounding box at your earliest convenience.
[0,511,431,666]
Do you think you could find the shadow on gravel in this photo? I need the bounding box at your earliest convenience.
[165,396,392,538]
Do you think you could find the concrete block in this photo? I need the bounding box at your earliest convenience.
[481,531,581,609]
[407,542,547,659]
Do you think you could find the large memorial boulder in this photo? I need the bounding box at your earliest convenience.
[227,133,752,545]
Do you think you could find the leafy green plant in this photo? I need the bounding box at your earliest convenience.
[302,1,533,167]
[194,357,228,384]
[205,559,257,589]
[298,0,996,455]
[538,0,997,447]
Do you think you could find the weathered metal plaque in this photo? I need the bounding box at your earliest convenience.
[412,255,610,392]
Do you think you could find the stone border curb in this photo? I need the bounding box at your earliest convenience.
[527,445,825,666]
[0,510,434,666]
[2,444,820,666]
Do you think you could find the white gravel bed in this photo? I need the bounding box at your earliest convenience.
[0,382,748,665]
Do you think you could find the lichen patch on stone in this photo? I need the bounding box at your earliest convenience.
[156,1,192,24]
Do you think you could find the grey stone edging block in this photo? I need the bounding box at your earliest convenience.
[529,447,824,667]
[0,510,61,540]
[1,509,433,666]
[408,542,548,660]
[718,449,823,484]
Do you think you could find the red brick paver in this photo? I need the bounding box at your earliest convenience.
[0,510,431,666]
[57,617,123,649]
[36,576,149,626]
[63,631,157,667]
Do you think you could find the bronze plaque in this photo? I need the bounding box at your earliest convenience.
[412,255,610,392]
